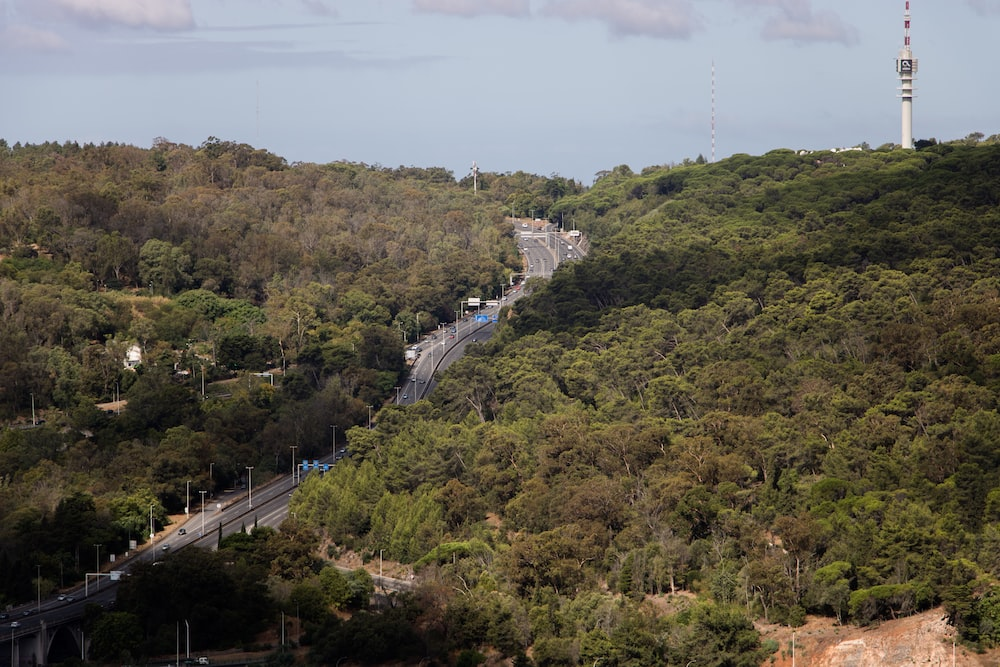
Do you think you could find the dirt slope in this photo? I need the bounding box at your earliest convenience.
[758,608,998,666]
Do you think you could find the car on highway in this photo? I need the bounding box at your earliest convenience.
[402,394,408,400]
[9,621,20,628]
[178,528,186,535]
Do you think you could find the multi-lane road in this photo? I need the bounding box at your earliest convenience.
[3,217,589,646]
[396,218,585,406]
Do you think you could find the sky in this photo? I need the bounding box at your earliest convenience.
[1,0,998,183]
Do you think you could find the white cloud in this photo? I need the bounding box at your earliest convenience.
[541,0,701,40]
[760,12,857,45]
[300,0,337,16]
[50,0,195,30]
[734,0,857,45]
[0,24,70,50]
[412,0,530,18]
[967,0,1000,14]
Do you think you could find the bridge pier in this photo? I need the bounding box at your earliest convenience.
[3,619,87,667]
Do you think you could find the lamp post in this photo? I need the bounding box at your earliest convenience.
[36,564,41,613]
[209,462,214,496]
[290,446,297,484]
[330,425,336,457]
[150,503,155,543]
[246,466,254,509]
[199,490,206,537]
[185,480,191,515]
[93,544,101,590]
[395,386,400,404]
[30,392,36,426]
[378,549,385,608]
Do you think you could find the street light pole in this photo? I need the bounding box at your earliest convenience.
[395,386,400,404]
[36,564,40,613]
[290,446,297,484]
[185,480,191,516]
[150,503,155,543]
[378,549,385,608]
[93,544,101,590]
[330,425,336,457]
[199,490,207,536]
[246,466,254,508]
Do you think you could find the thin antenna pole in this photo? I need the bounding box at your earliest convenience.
[711,60,716,163]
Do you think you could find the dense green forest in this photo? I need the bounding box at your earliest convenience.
[4,135,1000,665]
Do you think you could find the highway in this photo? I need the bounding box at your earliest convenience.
[2,475,303,645]
[398,217,584,406]
[3,217,589,655]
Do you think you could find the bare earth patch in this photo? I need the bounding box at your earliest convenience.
[758,608,1000,666]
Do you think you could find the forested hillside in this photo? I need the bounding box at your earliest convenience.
[291,142,1000,664]
[0,137,575,621]
[5,136,1000,666]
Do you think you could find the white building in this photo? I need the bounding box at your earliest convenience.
[124,344,142,369]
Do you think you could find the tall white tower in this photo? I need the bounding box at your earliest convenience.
[896,1,917,148]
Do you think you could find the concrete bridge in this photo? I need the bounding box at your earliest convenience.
[2,617,90,666]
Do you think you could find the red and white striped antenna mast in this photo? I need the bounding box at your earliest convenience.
[711,60,716,163]
[895,1,917,148]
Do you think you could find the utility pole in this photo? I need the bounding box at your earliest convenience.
[93,544,101,590]
[199,490,207,536]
